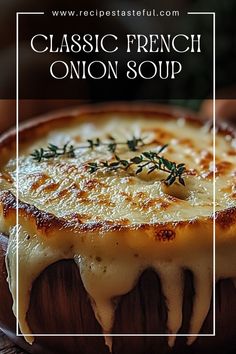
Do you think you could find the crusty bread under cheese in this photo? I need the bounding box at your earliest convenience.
[0,105,235,348]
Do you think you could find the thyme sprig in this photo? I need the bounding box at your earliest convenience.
[31,138,186,186]
[31,136,145,162]
[87,144,186,186]
[31,143,76,162]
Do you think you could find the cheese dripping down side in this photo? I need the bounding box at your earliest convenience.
[5,219,236,350]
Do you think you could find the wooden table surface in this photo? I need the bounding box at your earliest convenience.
[0,331,26,354]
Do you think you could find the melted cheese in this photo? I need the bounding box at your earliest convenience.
[2,116,236,223]
[0,111,236,350]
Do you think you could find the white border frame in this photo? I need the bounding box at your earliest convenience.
[16,11,216,339]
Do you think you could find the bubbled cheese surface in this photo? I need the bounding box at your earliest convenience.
[1,113,236,224]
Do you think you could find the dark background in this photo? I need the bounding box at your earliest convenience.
[0,0,235,131]
[0,0,235,101]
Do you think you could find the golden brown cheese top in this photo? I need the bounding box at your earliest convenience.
[0,112,236,225]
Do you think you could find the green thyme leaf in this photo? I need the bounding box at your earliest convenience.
[131,156,143,164]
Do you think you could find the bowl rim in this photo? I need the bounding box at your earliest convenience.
[0,102,235,233]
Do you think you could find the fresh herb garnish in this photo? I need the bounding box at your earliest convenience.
[87,145,186,186]
[31,136,145,162]
[31,143,76,162]
[31,138,186,186]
